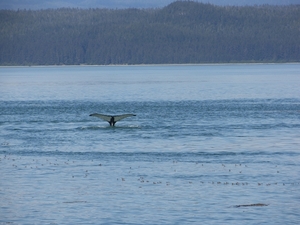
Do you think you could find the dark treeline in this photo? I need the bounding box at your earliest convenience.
[0,1,299,65]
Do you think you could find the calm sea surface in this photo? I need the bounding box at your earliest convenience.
[0,64,300,224]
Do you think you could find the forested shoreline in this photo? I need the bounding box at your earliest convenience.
[0,1,299,65]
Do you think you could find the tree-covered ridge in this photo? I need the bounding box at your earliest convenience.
[0,1,299,65]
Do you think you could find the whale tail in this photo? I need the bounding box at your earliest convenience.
[89,113,136,126]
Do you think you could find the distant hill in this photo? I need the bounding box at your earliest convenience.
[0,0,299,10]
[0,1,299,65]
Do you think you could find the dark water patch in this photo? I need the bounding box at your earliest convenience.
[232,203,269,208]
[63,201,87,204]
[2,98,299,113]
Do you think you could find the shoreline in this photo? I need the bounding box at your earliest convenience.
[1,62,299,68]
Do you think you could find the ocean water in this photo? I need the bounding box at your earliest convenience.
[0,64,300,224]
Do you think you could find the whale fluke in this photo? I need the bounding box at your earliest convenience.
[89,113,136,126]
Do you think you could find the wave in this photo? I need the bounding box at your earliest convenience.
[77,125,141,130]
[1,149,298,159]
